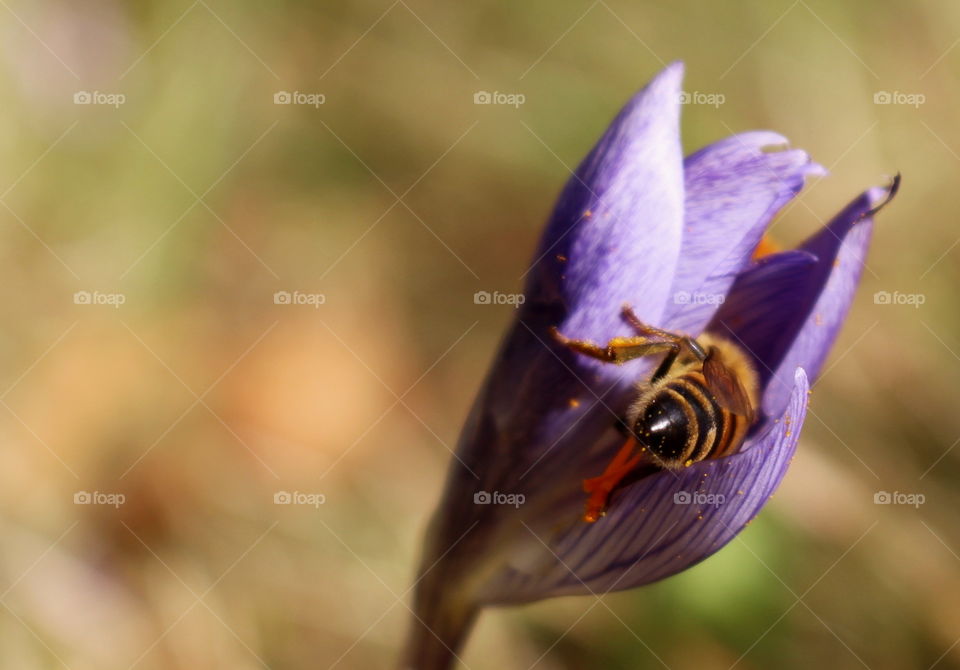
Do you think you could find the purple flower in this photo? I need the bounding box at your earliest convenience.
[402,63,898,669]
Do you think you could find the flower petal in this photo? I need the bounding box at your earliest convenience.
[479,368,809,602]
[706,249,818,410]
[528,62,685,350]
[453,63,688,484]
[762,184,890,418]
[663,132,824,336]
[710,181,894,419]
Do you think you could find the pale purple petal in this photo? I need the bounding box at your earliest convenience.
[663,133,824,335]
[762,185,888,418]
[528,62,685,352]
[479,368,809,602]
[453,62,687,481]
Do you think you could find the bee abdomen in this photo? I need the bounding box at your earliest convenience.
[664,374,722,462]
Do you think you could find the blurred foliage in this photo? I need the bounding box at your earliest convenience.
[0,0,958,668]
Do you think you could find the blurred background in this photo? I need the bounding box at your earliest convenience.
[0,1,957,668]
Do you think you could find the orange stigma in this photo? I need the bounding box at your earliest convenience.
[751,233,780,261]
[582,437,642,522]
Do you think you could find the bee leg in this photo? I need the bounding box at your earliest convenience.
[620,304,684,340]
[621,304,707,363]
[550,327,678,365]
[549,327,620,362]
[582,437,643,523]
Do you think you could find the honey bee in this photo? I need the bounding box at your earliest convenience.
[551,305,759,522]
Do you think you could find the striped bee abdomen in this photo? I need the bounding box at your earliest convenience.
[633,372,744,469]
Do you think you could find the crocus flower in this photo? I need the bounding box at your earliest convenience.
[402,62,898,669]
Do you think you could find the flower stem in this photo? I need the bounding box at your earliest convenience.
[399,580,479,670]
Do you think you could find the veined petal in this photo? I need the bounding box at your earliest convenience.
[529,62,685,355]
[762,183,891,418]
[706,250,818,414]
[479,368,809,602]
[663,132,824,336]
[710,181,894,420]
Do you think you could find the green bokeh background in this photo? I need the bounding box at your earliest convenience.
[0,1,958,668]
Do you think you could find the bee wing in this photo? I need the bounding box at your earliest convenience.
[703,349,754,419]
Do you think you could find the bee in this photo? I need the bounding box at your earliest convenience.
[551,305,759,522]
